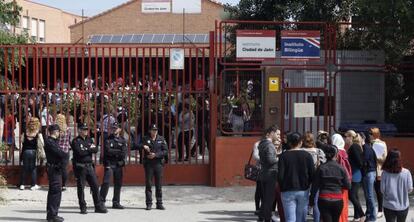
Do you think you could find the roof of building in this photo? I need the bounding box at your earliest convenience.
[69,0,224,29]
[23,0,84,18]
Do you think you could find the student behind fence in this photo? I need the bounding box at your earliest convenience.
[302,131,326,222]
[380,149,413,222]
[177,103,195,162]
[310,144,351,222]
[257,125,280,222]
[345,130,366,222]
[55,114,71,191]
[19,117,45,190]
[369,127,388,219]
[278,132,315,222]
[361,132,378,221]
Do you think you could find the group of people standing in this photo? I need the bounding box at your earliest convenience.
[17,114,168,222]
[253,126,413,222]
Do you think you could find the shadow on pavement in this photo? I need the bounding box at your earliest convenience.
[14,209,79,214]
[0,217,44,221]
[199,210,257,222]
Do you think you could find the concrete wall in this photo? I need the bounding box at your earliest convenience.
[70,0,223,43]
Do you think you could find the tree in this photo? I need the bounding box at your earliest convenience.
[0,0,28,90]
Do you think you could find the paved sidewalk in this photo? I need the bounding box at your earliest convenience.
[0,186,413,222]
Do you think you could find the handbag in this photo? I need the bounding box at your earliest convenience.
[244,150,260,181]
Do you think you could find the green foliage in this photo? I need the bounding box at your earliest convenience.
[0,0,21,27]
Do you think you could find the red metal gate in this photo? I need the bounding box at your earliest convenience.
[0,33,216,185]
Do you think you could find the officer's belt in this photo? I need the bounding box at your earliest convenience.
[73,162,94,168]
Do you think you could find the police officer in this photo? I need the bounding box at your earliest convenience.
[142,124,168,210]
[100,122,127,209]
[71,123,107,214]
[44,124,68,222]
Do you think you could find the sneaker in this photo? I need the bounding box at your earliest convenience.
[19,185,25,190]
[146,205,152,210]
[377,212,383,218]
[95,206,108,213]
[271,215,280,222]
[197,155,203,160]
[30,185,40,191]
[112,203,125,209]
[156,204,165,210]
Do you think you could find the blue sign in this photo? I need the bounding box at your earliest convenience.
[281,31,320,59]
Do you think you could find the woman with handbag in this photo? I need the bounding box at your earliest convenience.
[19,117,45,190]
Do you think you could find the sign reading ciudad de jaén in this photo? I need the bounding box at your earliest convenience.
[236,30,276,61]
[142,0,171,13]
[281,30,321,60]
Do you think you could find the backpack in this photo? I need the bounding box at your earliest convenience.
[337,149,352,181]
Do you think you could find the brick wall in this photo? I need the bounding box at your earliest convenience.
[70,0,223,43]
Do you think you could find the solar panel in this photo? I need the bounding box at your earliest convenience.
[163,34,175,44]
[194,34,206,43]
[121,35,133,43]
[153,34,164,43]
[131,34,143,43]
[184,34,196,43]
[88,33,219,44]
[90,35,102,43]
[100,35,112,43]
[141,34,154,43]
[173,34,184,43]
[111,35,122,43]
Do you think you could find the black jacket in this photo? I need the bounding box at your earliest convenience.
[310,160,351,202]
[258,139,278,181]
[142,135,168,164]
[45,136,68,165]
[348,143,364,172]
[71,136,98,164]
[103,134,127,166]
[362,143,377,175]
[278,149,315,192]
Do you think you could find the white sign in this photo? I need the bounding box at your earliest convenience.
[236,30,276,61]
[170,48,185,70]
[172,0,201,14]
[294,103,315,118]
[142,0,171,13]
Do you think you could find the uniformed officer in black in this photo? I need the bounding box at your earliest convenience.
[142,124,168,210]
[71,123,107,214]
[45,124,67,222]
[100,122,127,209]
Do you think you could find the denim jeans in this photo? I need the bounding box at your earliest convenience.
[281,190,309,222]
[19,149,37,186]
[313,191,320,222]
[363,171,377,221]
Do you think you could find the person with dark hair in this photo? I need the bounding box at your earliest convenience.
[278,132,315,222]
[44,124,67,222]
[177,103,194,162]
[142,124,168,210]
[72,123,108,215]
[257,125,281,222]
[310,144,351,222]
[381,149,413,222]
[361,132,378,222]
[100,122,127,209]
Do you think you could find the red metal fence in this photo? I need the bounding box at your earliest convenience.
[0,44,213,166]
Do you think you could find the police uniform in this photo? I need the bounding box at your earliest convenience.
[71,123,107,214]
[45,124,68,222]
[142,124,168,210]
[100,123,127,209]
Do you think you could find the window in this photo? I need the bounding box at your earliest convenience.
[307,96,335,116]
[31,18,37,40]
[39,20,45,42]
[22,16,29,30]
